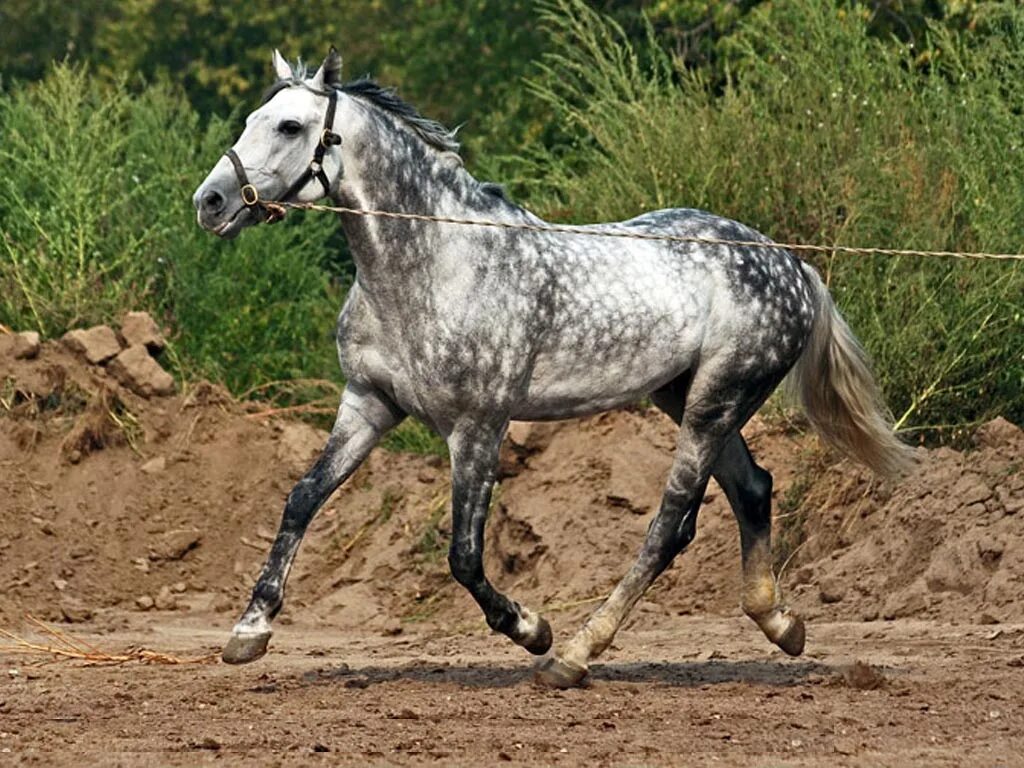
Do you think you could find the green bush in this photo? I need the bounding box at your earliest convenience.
[522,0,1024,434]
[0,64,342,394]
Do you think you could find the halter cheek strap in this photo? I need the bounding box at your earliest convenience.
[225,88,342,222]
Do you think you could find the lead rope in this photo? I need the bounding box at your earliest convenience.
[259,200,1024,262]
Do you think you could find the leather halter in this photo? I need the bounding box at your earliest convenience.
[224,87,342,223]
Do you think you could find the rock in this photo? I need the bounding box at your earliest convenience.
[120,311,165,352]
[140,456,167,475]
[62,325,122,365]
[149,528,202,561]
[154,586,177,611]
[882,582,928,619]
[171,581,187,594]
[843,660,886,690]
[59,597,93,623]
[819,578,847,604]
[11,331,41,360]
[380,617,403,637]
[977,535,1005,565]
[506,421,561,454]
[107,345,175,398]
[135,595,155,611]
[52,578,68,591]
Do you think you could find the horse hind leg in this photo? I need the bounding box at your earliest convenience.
[715,433,805,656]
[655,377,804,655]
[537,372,747,688]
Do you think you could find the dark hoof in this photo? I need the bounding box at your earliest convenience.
[777,615,806,657]
[522,616,553,656]
[533,656,588,689]
[222,631,272,664]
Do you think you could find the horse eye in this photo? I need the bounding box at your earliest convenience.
[278,120,303,136]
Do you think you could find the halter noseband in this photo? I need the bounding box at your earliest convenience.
[224,87,342,223]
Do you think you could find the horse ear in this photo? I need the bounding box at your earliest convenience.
[272,49,293,81]
[310,46,343,89]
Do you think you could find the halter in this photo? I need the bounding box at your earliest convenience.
[224,87,342,223]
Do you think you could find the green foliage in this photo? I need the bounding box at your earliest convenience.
[523,0,1024,434]
[0,63,341,393]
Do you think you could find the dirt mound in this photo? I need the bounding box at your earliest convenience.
[2,335,1023,639]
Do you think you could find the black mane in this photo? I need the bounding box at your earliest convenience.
[340,78,460,155]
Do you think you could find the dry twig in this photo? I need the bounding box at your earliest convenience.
[0,615,218,666]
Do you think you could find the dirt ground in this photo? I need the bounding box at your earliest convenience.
[2,336,1024,765]
[3,615,1024,766]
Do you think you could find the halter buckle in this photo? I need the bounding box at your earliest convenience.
[240,184,260,207]
[321,129,341,148]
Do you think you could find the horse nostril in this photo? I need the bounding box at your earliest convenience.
[202,189,225,214]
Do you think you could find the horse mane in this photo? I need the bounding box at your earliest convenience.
[339,78,461,155]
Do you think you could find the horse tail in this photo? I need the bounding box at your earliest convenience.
[785,263,915,479]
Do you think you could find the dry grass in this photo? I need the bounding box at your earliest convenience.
[0,615,218,666]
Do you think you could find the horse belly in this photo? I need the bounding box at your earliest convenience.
[518,307,704,420]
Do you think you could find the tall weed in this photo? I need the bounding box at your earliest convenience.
[525,0,1024,433]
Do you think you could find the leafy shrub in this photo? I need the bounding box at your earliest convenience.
[523,0,1024,434]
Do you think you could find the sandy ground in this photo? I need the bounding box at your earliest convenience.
[3,337,1024,765]
[3,613,1024,767]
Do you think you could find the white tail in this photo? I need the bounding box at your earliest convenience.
[786,264,916,478]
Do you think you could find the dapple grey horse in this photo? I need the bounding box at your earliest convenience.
[193,49,912,688]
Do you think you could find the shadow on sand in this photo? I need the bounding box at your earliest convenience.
[292,657,835,690]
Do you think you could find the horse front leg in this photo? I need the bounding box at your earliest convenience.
[222,382,403,664]
[446,419,553,655]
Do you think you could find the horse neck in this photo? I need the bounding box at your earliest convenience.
[333,102,485,285]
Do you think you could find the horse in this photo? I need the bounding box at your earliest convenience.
[193,49,913,688]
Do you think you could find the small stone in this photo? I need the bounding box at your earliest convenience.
[107,345,175,398]
[67,449,82,465]
[171,581,187,594]
[52,578,68,591]
[149,528,202,561]
[120,311,165,352]
[135,595,155,611]
[843,660,886,690]
[62,325,122,365]
[194,737,221,751]
[11,331,41,360]
[380,618,403,637]
[140,456,167,475]
[59,597,93,623]
[819,578,847,604]
[979,612,1001,626]
[154,586,177,611]
[977,535,1005,564]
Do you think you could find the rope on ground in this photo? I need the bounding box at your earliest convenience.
[271,200,1024,262]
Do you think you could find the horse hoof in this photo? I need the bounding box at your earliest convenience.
[222,631,272,664]
[522,616,553,656]
[776,615,806,657]
[534,656,588,689]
